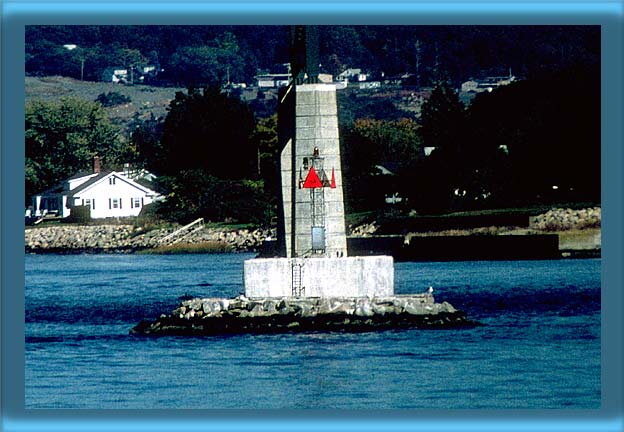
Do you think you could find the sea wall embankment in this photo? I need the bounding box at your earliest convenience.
[346,206,601,261]
[25,224,275,253]
[25,207,600,257]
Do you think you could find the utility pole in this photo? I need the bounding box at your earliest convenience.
[433,43,440,82]
[414,40,422,89]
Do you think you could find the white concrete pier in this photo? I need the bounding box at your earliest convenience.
[244,255,394,298]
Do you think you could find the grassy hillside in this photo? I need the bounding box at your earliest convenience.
[26,76,185,131]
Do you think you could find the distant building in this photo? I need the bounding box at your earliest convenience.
[383,73,416,86]
[138,65,160,82]
[424,147,437,157]
[102,65,159,84]
[373,165,405,206]
[334,80,348,90]
[30,157,160,219]
[255,72,332,88]
[359,81,381,90]
[256,73,290,88]
[385,192,403,205]
[337,68,367,82]
[101,67,129,83]
[461,73,517,94]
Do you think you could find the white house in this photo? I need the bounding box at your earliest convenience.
[255,73,290,88]
[101,67,131,83]
[359,81,381,90]
[31,158,160,219]
[337,68,367,82]
[461,74,517,94]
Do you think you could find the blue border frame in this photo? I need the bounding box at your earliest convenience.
[2,1,622,431]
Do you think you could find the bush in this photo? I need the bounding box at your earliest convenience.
[95,91,132,107]
[154,171,273,226]
[65,205,91,223]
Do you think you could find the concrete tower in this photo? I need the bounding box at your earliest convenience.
[277,83,348,259]
[244,26,394,298]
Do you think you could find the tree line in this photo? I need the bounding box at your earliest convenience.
[26,62,599,224]
[26,25,599,88]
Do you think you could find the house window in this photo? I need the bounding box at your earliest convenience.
[84,199,91,209]
[110,198,119,209]
[109,177,116,185]
[131,197,141,208]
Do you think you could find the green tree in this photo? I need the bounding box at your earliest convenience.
[115,48,147,70]
[249,114,279,224]
[341,118,422,211]
[149,86,267,224]
[158,86,256,179]
[167,32,246,87]
[129,114,165,170]
[154,170,271,225]
[418,82,468,212]
[464,66,600,205]
[95,91,132,107]
[349,118,423,174]
[320,26,370,76]
[251,114,279,178]
[421,81,466,151]
[25,97,124,203]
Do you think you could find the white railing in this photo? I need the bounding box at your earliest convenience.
[159,218,204,245]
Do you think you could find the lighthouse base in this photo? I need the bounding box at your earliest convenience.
[243,255,394,298]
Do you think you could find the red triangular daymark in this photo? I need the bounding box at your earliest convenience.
[330,168,336,188]
[303,166,323,188]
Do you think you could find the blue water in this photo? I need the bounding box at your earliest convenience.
[25,254,601,409]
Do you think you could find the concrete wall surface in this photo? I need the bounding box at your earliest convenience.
[279,83,348,258]
[244,255,394,298]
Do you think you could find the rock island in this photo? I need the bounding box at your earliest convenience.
[132,26,476,336]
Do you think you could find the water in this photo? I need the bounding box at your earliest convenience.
[25,254,601,409]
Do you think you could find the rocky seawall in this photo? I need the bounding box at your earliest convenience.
[24,207,600,255]
[530,207,601,231]
[25,224,275,253]
[130,294,478,336]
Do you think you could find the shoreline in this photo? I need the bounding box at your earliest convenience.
[24,229,601,260]
[25,207,601,259]
[25,223,272,254]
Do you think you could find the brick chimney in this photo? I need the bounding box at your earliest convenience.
[93,155,101,174]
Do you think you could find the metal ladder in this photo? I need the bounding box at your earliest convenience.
[291,262,305,296]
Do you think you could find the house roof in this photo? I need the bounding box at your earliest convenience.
[67,170,113,195]
[37,182,65,196]
[133,177,157,191]
[33,169,159,199]
[69,171,158,197]
[374,164,400,176]
[68,171,97,181]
